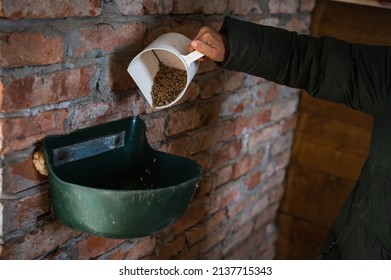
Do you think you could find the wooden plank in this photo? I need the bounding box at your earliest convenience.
[275,213,330,259]
[329,0,391,10]
[294,113,372,156]
[280,165,354,226]
[299,93,374,129]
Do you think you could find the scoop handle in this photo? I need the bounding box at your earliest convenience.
[183,50,204,64]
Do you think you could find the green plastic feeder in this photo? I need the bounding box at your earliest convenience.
[43,117,202,239]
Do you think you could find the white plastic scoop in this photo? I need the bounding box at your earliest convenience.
[127,33,204,110]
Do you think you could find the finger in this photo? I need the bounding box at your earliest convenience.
[190,40,211,56]
[193,26,214,41]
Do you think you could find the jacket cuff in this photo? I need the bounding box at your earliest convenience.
[217,16,264,72]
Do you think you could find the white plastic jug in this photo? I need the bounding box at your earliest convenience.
[127,33,204,110]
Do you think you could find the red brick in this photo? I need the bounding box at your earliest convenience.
[263,169,286,193]
[258,17,280,28]
[240,195,269,226]
[271,131,294,156]
[76,235,124,259]
[144,0,174,14]
[222,71,245,92]
[160,136,190,157]
[186,209,226,247]
[111,92,146,118]
[228,0,263,15]
[232,203,255,231]
[74,22,146,57]
[108,61,137,91]
[268,0,299,14]
[214,165,232,187]
[3,149,47,194]
[270,150,291,174]
[226,227,265,259]
[155,235,186,259]
[201,72,224,99]
[223,221,253,254]
[300,0,316,12]
[145,117,166,143]
[114,0,144,15]
[220,89,253,117]
[202,245,224,259]
[108,236,155,260]
[0,0,101,19]
[176,81,201,105]
[271,96,299,121]
[264,152,290,180]
[172,0,228,14]
[195,173,213,197]
[232,153,263,179]
[2,220,81,259]
[248,124,280,149]
[245,75,266,87]
[185,225,206,246]
[1,109,68,154]
[69,101,111,130]
[166,107,202,136]
[180,243,201,259]
[200,226,229,253]
[212,139,242,167]
[228,200,248,220]
[281,114,298,133]
[228,194,257,220]
[265,222,277,238]
[204,209,226,232]
[190,152,210,171]
[252,231,277,259]
[266,83,278,102]
[0,32,63,68]
[269,184,285,204]
[255,203,279,229]
[18,110,69,140]
[247,171,262,190]
[234,109,271,135]
[171,198,208,235]
[252,109,272,127]
[198,59,219,74]
[208,183,241,214]
[260,246,276,259]
[220,120,236,140]
[147,20,202,45]
[196,100,220,126]
[1,67,94,113]
[189,125,222,154]
[255,84,267,105]
[285,16,309,32]
[3,190,50,234]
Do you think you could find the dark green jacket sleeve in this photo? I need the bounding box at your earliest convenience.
[219,16,391,115]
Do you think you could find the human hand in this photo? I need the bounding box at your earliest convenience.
[189,26,229,62]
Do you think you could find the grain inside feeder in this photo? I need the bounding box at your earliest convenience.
[151,62,187,107]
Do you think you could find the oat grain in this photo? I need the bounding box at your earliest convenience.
[151,62,187,107]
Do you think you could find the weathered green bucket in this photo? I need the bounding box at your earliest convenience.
[43,117,202,239]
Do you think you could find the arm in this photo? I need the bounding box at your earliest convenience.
[191,16,391,115]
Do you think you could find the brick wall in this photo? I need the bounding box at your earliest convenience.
[0,0,314,259]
